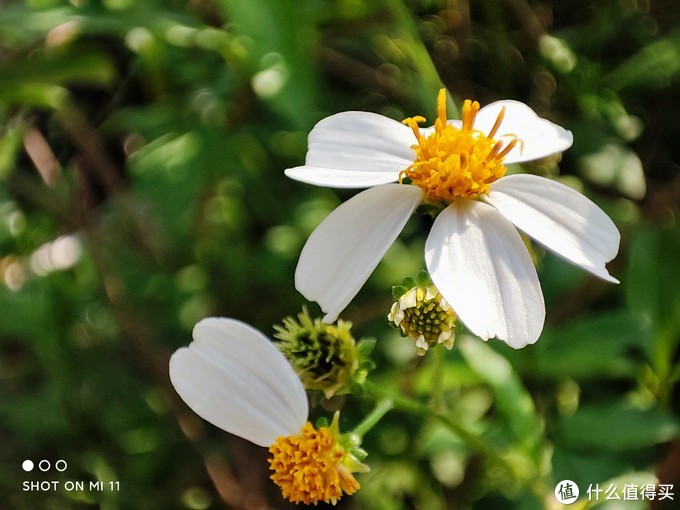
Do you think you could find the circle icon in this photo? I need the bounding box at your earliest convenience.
[22,460,34,472]
[555,480,580,504]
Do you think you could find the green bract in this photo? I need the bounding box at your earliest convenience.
[274,308,363,399]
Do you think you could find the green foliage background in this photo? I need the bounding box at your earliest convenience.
[1,0,679,508]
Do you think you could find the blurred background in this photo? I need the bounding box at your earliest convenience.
[1,0,679,508]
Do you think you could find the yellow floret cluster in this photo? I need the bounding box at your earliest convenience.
[268,422,359,506]
[401,90,518,204]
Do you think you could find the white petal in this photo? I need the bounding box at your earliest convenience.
[169,318,308,447]
[285,111,415,188]
[486,174,620,282]
[474,100,573,164]
[285,166,400,188]
[425,201,545,348]
[296,184,423,322]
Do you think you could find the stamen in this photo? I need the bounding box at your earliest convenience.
[402,116,429,156]
[437,88,447,126]
[460,152,468,169]
[487,106,506,139]
[461,99,480,131]
[486,140,505,162]
[461,100,472,130]
[400,89,522,203]
[497,137,522,159]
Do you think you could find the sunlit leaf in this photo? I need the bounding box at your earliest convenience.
[459,337,545,463]
[558,401,679,451]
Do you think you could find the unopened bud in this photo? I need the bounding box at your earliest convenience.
[389,271,457,356]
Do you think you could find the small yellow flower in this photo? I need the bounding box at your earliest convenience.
[169,318,366,506]
[269,413,366,505]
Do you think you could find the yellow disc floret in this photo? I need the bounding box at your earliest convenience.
[268,422,360,506]
[400,89,521,204]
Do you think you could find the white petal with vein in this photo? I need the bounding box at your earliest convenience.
[169,318,308,447]
[474,100,573,164]
[425,201,545,348]
[296,184,423,322]
[486,174,620,283]
[285,111,415,188]
[285,166,400,188]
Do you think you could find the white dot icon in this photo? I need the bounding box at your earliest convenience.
[22,460,34,472]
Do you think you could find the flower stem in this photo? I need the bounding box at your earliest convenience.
[361,379,528,488]
[429,345,446,413]
[352,398,393,441]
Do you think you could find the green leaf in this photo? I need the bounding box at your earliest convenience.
[0,46,116,88]
[513,311,652,380]
[558,401,679,451]
[626,224,680,336]
[459,337,545,462]
[602,32,680,92]
[625,223,680,378]
[216,0,320,128]
[0,124,24,180]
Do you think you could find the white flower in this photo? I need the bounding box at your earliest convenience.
[285,90,620,348]
[169,317,308,447]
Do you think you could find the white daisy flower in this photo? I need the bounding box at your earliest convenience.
[169,317,363,505]
[285,89,620,348]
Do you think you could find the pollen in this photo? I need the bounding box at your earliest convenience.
[400,89,521,204]
[268,422,360,505]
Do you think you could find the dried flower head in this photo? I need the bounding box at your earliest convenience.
[274,307,360,399]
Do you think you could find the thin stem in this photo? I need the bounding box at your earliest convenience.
[429,345,446,413]
[361,379,531,490]
[352,398,394,441]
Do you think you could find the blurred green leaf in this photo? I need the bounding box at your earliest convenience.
[216,0,320,128]
[558,400,679,451]
[626,224,680,335]
[580,142,646,200]
[0,124,24,180]
[603,32,680,92]
[0,82,68,109]
[626,223,680,378]
[0,46,116,89]
[507,311,651,380]
[0,5,73,47]
[459,337,545,463]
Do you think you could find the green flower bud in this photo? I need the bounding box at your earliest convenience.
[388,271,457,356]
[274,308,361,399]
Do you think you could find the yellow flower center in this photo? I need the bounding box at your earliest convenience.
[268,422,360,505]
[400,89,521,204]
